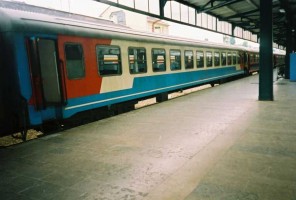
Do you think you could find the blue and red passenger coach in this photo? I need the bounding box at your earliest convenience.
[1,1,283,139]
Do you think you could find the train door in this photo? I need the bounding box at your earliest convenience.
[27,38,64,110]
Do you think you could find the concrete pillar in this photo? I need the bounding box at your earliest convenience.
[259,0,273,101]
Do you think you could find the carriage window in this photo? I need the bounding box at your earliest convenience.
[185,50,194,69]
[65,43,85,79]
[233,52,237,64]
[238,54,241,65]
[221,52,226,65]
[170,49,181,70]
[250,54,254,62]
[227,52,232,65]
[196,51,204,68]
[206,51,213,67]
[152,48,166,72]
[214,52,220,66]
[128,47,147,74]
[255,54,259,63]
[97,45,122,76]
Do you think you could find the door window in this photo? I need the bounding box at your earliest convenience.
[65,43,85,79]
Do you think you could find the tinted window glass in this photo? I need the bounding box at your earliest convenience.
[206,51,213,67]
[255,54,259,63]
[152,48,166,72]
[214,52,220,66]
[251,54,255,62]
[97,45,122,76]
[170,49,181,70]
[238,53,242,65]
[221,52,226,65]
[185,50,194,69]
[65,43,85,79]
[233,52,237,64]
[128,47,147,74]
[196,51,204,68]
[227,52,232,65]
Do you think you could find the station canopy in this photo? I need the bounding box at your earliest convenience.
[176,0,296,49]
[96,0,296,49]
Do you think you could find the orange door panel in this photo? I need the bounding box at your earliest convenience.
[58,35,111,99]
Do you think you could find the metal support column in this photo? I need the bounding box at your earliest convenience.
[285,26,292,79]
[259,0,273,101]
[159,0,167,19]
[232,25,235,37]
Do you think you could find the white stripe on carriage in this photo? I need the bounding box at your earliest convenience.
[64,72,243,111]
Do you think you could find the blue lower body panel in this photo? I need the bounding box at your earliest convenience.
[63,67,243,118]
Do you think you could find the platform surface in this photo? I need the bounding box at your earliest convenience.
[1,73,296,200]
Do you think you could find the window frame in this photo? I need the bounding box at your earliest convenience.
[184,50,194,69]
[96,45,122,76]
[250,54,254,63]
[152,48,166,72]
[227,52,232,65]
[233,52,237,64]
[170,49,182,71]
[64,42,86,80]
[221,52,226,66]
[255,54,259,63]
[128,47,147,74]
[238,53,242,65]
[196,50,204,68]
[214,52,220,67]
[206,51,213,67]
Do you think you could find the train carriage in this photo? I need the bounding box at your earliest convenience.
[0,1,282,139]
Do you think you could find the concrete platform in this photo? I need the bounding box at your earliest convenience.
[1,73,296,200]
